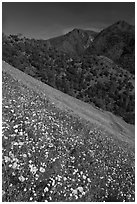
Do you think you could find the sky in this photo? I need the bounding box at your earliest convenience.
[2,2,135,40]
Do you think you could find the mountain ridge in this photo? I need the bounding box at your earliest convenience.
[46,28,97,55]
[85,20,135,73]
[2,21,135,124]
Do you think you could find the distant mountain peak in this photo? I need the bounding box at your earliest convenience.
[67,28,84,35]
[86,20,135,74]
[116,20,129,25]
[69,28,97,34]
[71,28,83,32]
[110,20,134,31]
[47,28,98,55]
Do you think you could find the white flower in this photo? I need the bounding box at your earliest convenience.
[52,179,55,186]
[39,167,45,173]
[18,142,24,146]
[44,187,49,192]
[19,132,23,136]
[19,175,25,182]
[63,177,67,181]
[12,142,19,146]
[72,189,78,195]
[87,177,91,182]
[14,129,18,133]
[23,154,27,158]
[78,186,83,193]
[12,162,18,169]
[75,195,78,199]
[4,156,11,162]
[29,164,38,174]
[13,124,18,129]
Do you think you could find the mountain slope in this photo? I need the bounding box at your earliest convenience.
[2,61,135,202]
[2,61,135,141]
[86,21,135,74]
[2,33,135,124]
[47,28,97,55]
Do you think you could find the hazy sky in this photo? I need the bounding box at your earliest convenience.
[3,2,135,40]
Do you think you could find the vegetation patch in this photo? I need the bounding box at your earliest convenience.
[2,34,135,124]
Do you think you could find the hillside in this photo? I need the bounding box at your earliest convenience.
[47,29,97,55]
[2,61,135,202]
[2,33,135,124]
[86,20,135,74]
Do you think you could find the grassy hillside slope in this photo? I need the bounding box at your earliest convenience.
[2,61,134,202]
